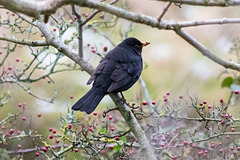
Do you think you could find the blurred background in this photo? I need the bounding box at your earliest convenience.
[1,0,240,155]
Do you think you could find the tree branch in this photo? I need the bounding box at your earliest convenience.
[157,0,240,7]
[178,18,240,28]
[109,93,158,160]
[157,2,172,22]
[0,35,48,46]
[174,29,240,71]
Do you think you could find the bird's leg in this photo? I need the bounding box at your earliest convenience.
[120,92,126,103]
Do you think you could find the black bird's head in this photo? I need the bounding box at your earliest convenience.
[119,37,150,55]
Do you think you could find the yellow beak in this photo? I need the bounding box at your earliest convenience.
[142,42,150,47]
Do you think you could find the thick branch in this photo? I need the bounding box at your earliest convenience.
[110,93,157,160]
[0,35,48,46]
[178,18,240,28]
[175,29,240,71]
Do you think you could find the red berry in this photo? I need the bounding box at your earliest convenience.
[226,135,230,139]
[110,127,115,132]
[89,127,93,132]
[160,143,165,147]
[171,156,177,160]
[56,139,60,143]
[49,135,53,139]
[230,146,234,150]
[152,101,156,105]
[92,50,96,53]
[70,95,74,99]
[52,130,56,134]
[43,147,47,152]
[220,99,223,103]
[74,148,79,152]
[8,66,12,70]
[210,144,215,148]
[37,113,41,117]
[9,129,14,134]
[183,141,188,145]
[199,102,203,106]
[110,145,114,149]
[103,46,108,52]
[203,100,207,104]
[49,128,53,132]
[52,146,56,150]
[162,137,166,141]
[108,116,112,120]
[237,146,240,151]
[115,137,120,140]
[74,16,77,20]
[93,112,97,116]
[234,90,239,94]
[198,151,203,155]
[36,152,40,157]
[100,149,105,154]
[18,144,22,149]
[22,116,26,121]
[164,98,168,102]
[204,150,208,153]
[231,128,235,132]
[208,105,212,109]
[142,101,147,105]
[99,14,104,19]
[53,28,56,31]
[16,58,20,62]
[41,34,44,38]
[87,44,90,47]
[191,143,196,147]
[221,120,225,125]
[84,13,89,17]
[179,95,183,99]
[18,103,22,107]
[68,124,72,129]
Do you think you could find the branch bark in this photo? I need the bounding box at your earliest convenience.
[174,29,240,71]
[0,35,48,46]
[157,0,240,6]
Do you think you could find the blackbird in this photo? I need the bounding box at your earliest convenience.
[72,37,150,114]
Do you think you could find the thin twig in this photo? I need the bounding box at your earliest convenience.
[157,2,172,22]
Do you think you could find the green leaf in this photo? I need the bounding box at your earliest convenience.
[221,77,233,88]
[114,145,121,151]
[99,128,106,133]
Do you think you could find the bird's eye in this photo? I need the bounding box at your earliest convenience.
[135,45,139,48]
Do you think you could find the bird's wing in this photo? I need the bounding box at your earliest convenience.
[107,62,139,93]
[87,57,109,85]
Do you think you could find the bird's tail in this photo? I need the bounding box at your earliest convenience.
[72,87,105,114]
